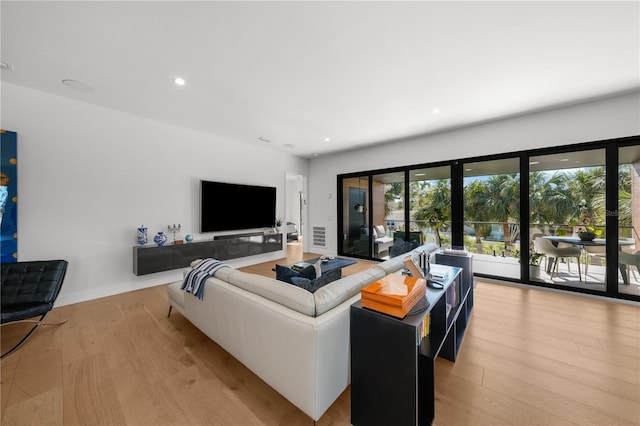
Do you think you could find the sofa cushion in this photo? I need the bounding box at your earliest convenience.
[375,236,393,245]
[290,268,342,293]
[410,243,439,257]
[213,265,235,281]
[275,264,316,284]
[226,270,316,316]
[314,267,385,316]
[376,252,416,275]
[188,259,235,281]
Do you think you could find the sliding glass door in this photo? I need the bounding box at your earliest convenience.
[528,149,607,292]
[618,145,640,296]
[337,137,639,302]
[341,176,370,257]
[463,158,521,279]
[370,171,405,260]
[408,166,451,250]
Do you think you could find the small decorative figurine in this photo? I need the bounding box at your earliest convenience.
[153,231,168,246]
[137,225,148,246]
[168,224,181,244]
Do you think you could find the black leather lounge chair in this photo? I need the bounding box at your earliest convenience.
[1,260,68,359]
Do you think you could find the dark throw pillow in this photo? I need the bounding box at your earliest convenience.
[290,268,342,293]
[275,264,299,284]
[275,264,316,284]
[310,268,341,289]
[298,265,317,281]
[290,276,314,291]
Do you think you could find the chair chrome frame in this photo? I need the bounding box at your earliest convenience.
[1,260,68,359]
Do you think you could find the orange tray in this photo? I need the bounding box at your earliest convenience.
[361,274,426,318]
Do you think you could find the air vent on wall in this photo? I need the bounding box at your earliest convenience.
[312,227,326,247]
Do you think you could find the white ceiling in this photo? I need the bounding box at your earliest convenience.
[1,1,638,158]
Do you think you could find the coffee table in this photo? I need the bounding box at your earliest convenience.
[274,256,357,276]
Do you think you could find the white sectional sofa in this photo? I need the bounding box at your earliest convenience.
[167,243,438,421]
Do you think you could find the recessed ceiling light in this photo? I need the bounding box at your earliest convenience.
[312,153,319,157]
[465,168,473,172]
[415,173,426,176]
[324,137,331,142]
[432,108,441,114]
[283,144,295,149]
[529,161,540,165]
[62,79,93,92]
[559,158,569,162]
[173,77,186,86]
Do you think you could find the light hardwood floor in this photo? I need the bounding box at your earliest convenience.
[2,244,639,425]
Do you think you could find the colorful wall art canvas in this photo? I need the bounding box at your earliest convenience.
[1,130,18,262]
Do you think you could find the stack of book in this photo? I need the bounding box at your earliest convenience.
[361,274,426,319]
[291,262,311,272]
[416,312,430,345]
[430,264,450,282]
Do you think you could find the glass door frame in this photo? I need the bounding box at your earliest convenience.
[521,140,631,298]
[605,145,618,295]
[337,135,639,302]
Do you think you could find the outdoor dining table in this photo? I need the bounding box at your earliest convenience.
[542,236,636,283]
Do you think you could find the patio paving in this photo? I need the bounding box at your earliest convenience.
[471,252,640,296]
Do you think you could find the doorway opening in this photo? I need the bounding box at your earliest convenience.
[285,173,306,247]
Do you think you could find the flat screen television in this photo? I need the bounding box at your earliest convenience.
[200,180,276,233]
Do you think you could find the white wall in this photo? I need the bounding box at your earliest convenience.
[285,173,304,229]
[3,84,637,305]
[308,92,640,255]
[1,83,308,306]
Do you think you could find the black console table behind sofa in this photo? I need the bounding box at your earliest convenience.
[133,232,282,275]
[350,261,473,426]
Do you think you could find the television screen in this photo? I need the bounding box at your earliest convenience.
[200,180,276,233]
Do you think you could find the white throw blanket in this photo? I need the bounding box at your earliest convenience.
[181,258,232,300]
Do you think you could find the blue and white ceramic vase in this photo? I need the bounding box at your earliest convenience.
[184,234,194,243]
[153,231,167,246]
[137,225,148,246]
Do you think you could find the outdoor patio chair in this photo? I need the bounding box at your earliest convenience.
[531,233,546,241]
[582,245,606,278]
[618,250,640,284]
[1,260,68,359]
[533,238,582,281]
[531,233,548,269]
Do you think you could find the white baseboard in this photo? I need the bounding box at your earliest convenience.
[54,249,286,307]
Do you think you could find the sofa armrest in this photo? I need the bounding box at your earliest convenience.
[183,277,343,421]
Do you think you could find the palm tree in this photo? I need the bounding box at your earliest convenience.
[464,179,492,247]
[408,179,437,232]
[544,172,576,225]
[486,174,520,248]
[413,179,451,246]
[530,171,578,233]
[384,182,404,218]
[569,167,606,227]
[616,164,633,229]
[529,171,550,228]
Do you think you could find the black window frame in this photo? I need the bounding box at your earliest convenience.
[337,135,640,303]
